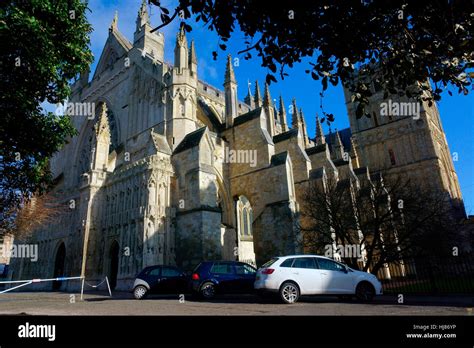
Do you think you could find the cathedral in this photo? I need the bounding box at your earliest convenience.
[8,2,464,290]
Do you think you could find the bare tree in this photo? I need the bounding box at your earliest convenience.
[0,192,66,242]
[300,173,463,274]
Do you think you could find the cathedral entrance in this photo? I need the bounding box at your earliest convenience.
[109,241,119,290]
[52,242,66,290]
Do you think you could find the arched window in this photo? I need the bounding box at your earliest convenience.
[237,196,253,237]
[243,209,249,235]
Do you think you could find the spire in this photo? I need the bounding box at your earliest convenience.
[189,40,197,64]
[224,54,236,84]
[188,40,197,76]
[244,80,254,108]
[92,103,111,171]
[95,103,110,138]
[315,114,326,145]
[109,11,118,32]
[291,98,299,128]
[334,130,345,159]
[263,82,273,107]
[176,24,187,47]
[349,136,360,168]
[254,81,262,107]
[279,96,288,131]
[300,108,310,147]
[350,136,358,158]
[335,130,343,148]
[136,0,149,31]
[174,25,188,69]
[224,55,238,127]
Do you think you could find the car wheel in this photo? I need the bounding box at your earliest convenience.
[279,281,300,304]
[355,282,375,302]
[133,285,148,300]
[200,282,216,299]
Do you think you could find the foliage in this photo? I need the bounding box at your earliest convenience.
[151,0,473,120]
[1,192,66,241]
[0,0,93,229]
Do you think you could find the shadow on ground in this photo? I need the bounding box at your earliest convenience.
[81,291,474,308]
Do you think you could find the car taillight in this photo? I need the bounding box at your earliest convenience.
[261,268,275,275]
[192,273,200,280]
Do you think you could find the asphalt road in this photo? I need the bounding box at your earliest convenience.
[0,292,472,315]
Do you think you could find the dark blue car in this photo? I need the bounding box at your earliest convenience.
[190,261,257,299]
[132,265,188,299]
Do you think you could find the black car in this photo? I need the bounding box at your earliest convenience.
[190,261,257,299]
[132,265,188,299]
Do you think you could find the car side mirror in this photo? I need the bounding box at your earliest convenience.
[341,266,348,273]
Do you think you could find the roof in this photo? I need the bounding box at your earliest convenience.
[233,107,262,127]
[173,127,206,154]
[197,97,224,132]
[332,158,351,167]
[310,167,325,179]
[370,172,383,181]
[325,127,352,153]
[273,128,298,143]
[336,179,351,189]
[273,254,342,261]
[270,152,289,166]
[353,167,369,176]
[305,143,327,156]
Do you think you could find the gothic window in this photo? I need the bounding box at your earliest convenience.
[243,209,249,235]
[237,196,253,237]
[388,149,396,166]
[77,126,94,180]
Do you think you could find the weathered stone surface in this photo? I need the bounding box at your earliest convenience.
[4,3,464,291]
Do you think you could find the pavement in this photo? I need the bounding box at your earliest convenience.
[0,291,472,315]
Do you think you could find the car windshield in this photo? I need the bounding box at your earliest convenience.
[261,258,278,268]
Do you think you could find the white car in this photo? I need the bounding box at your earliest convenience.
[254,255,383,304]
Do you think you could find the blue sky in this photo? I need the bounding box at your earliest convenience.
[86,0,474,214]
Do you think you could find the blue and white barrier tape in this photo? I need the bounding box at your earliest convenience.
[0,276,83,294]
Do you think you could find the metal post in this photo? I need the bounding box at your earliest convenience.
[80,277,85,301]
[105,276,112,297]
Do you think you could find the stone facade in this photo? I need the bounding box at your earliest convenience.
[8,2,464,290]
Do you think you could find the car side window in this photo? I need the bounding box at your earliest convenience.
[162,267,181,277]
[235,264,256,275]
[210,262,234,274]
[292,257,317,269]
[280,259,294,268]
[148,267,161,276]
[317,259,345,272]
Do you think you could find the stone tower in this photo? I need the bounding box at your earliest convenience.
[166,26,198,149]
[343,83,464,215]
[133,0,164,62]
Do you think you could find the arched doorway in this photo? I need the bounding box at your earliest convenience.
[53,243,66,290]
[109,241,119,290]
